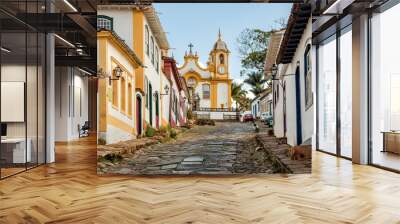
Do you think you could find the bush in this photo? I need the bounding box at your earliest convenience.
[98,138,106,145]
[170,128,178,139]
[98,153,122,163]
[195,119,215,126]
[145,125,156,137]
[159,125,169,136]
[187,110,193,120]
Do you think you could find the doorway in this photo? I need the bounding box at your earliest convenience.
[136,95,142,135]
[149,83,153,126]
[295,66,302,145]
[155,93,159,129]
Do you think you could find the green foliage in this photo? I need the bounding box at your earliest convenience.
[159,125,169,135]
[98,153,122,164]
[195,119,215,126]
[170,128,178,139]
[237,28,271,74]
[98,138,106,145]
[145,125,156,137]
[231,82,248,111]
[244,72,267,96]
[237,28,276,97]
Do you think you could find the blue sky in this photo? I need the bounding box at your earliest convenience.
[154,3,292,96]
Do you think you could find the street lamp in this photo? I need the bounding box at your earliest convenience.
[194,93,200,111]
[109,65,122,85]
[153,91,159,99]
[160,85,170,96]
[271,63,278,81]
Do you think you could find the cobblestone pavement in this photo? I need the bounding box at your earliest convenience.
[103,122,277,175]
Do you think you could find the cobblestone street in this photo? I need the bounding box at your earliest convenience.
[101,122,280,175]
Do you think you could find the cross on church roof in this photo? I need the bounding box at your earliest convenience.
[188,43,194,54]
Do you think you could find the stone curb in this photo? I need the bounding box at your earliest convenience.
[255,134,293,174]
[256,131,312,174]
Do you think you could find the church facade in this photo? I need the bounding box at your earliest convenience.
[178,31,232,111]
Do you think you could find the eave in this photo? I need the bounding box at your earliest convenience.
[97,29,144,68]
[276,3,311,64]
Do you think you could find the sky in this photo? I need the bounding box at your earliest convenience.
[153,3,292,98]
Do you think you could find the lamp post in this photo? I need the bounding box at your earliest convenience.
[160,85,170,96]
[194,93,200,111]
[109,65,122,85]
[271,63,278,81]
[152,91,158,99]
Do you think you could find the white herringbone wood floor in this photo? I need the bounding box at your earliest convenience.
[0,137,400,223]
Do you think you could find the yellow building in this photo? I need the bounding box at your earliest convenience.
[97,27,143,144]
[178,31,232,110]
[98,5,170,140]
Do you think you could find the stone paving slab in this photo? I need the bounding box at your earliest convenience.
[97,121,310,175]
[98,122,258,175]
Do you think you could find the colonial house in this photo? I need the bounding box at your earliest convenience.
[178,31,234,120]
[98,5,169,135]
[272,3,312,147]
[251,89,272,119]
[163,56,185,128]
[97,25,143,144]
[251,95,261,119]
[259,89,273,117]
[179,77,191,126]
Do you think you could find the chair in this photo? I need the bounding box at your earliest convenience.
[79,121,90,138]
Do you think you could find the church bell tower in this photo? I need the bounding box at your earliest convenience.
[209,29,230,79]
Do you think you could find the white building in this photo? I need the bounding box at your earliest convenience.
[251,96,261,119]
[272,4,312,147]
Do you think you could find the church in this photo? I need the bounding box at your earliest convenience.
[178,31,232,111]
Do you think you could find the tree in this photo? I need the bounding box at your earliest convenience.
[237,28,270,74]
[237,20,286,97]
[236,95,251,111]
[231,82,248,110]
[244,72,267,96]
[237,28,271,98]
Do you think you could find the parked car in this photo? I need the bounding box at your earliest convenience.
[242,114,254,122]
[264,115,273,127]
[260,112,270,122]
[239,111,252,122]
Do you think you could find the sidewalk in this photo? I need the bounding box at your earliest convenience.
[256,122,311,174]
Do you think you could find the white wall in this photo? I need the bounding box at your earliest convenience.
[97,9,133,50]
[101,39,136,144]
[194,82,211,108]
[195,111,236,120]
[170,75,180,124]
[217,82,228,108]
[161,74,171,125]
[54,67,89,141]
[273,71,285,139]
[178,59,210,79]
[142,16,162,128]
[274,19,313,146]
[251,98,260,118]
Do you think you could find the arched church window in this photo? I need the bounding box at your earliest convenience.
[202,84,210,99]
[219,54,224,64]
